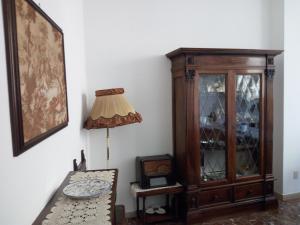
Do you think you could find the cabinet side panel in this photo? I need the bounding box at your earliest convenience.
[174,76,187,184]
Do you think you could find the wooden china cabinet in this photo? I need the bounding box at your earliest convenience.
[166,48,282,224]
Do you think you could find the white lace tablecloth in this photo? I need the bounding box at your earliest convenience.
[42,170,115,225]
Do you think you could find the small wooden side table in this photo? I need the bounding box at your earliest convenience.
[130,183,183,225]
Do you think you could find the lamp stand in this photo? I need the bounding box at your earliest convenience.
[106,128,110,169]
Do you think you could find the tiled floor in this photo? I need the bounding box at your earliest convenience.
[127,199,300,225]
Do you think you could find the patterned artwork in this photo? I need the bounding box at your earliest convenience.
[16,0,68,143]
[2,0,68,156]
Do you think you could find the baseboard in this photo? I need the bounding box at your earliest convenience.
[275,192,300,201]
[125,211,136,218]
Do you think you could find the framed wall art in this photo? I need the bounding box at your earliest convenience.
[2,0,69,156]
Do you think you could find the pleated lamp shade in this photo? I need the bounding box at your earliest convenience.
[84,88,142,129]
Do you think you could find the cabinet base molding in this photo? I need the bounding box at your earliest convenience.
[181,181,278,224]
[185,197,277,225]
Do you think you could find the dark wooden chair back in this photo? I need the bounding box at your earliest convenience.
[73,150,87,171]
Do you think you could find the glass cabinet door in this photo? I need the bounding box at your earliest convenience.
[199,74,227,182]
[235,74,261,177]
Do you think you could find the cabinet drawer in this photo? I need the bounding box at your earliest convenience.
[198,188,231,205]
[235,183,263,200]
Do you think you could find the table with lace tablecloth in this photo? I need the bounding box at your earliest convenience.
[33,169,118,225]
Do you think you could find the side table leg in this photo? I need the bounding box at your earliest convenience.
[143,197,146,225]
[136,197,139,219]
[166,194,170,210]
[175,194,179,219]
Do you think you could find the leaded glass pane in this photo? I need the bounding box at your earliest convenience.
[236,74,260,177]
[199,75,226,182]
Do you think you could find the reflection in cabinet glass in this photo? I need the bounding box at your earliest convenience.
[199,75,226,181]
[235,75,260,177]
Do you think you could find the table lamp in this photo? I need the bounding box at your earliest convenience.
[84,88,142,168]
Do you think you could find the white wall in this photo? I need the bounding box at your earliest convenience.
[283,0,300,195]
[271,0,284,195]
[83,0,275,212]
[0,0,87,224]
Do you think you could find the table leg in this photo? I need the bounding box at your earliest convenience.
[175,194,179,219]
[136,197,139,219]
[142,197,146,225]
[166,194,170,210]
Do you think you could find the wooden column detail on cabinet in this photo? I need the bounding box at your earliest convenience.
[264,56,275,178]
[263,56,277,206]
[166,48,283,224]
[185,68,200,187]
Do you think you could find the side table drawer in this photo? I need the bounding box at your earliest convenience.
[235,183,263,201]
[198,188,231,206]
